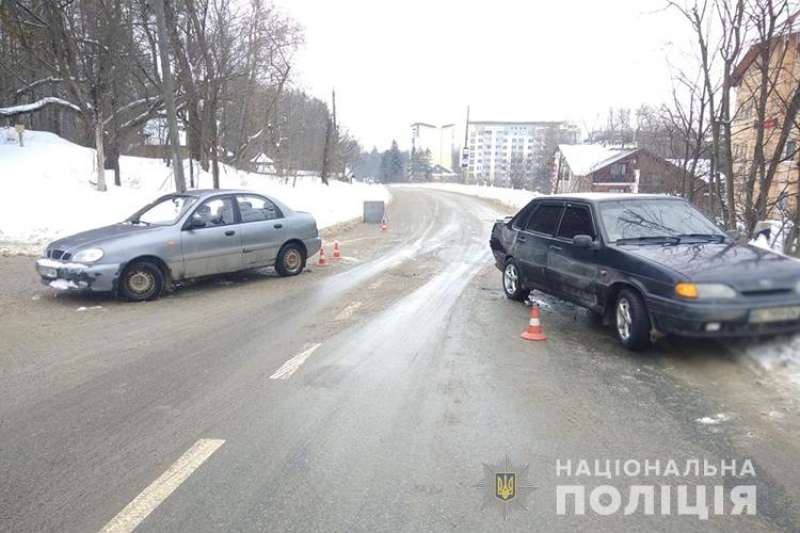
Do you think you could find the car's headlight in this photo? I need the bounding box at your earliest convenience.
[72,248,104,263]
[675,282,737,299]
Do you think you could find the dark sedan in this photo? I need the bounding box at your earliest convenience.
[490,193,800,350]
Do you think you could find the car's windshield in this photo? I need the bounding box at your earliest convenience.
[130,196,197,226]
[599,199,725,243]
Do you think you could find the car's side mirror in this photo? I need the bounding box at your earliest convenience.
[189,214,206,229]
[573,234,596,249]
[726,229,741,241]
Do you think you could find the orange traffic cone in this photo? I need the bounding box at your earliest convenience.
[316,246,329,266]
[332,241,342,260]
[521,304,547,341]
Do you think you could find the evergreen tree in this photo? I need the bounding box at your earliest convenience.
[389,140,404,182]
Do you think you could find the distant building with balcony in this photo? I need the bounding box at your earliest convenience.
[731,13,800,217]
[462,121,578,187]
[410,123,455,171]
[554,144,708,207]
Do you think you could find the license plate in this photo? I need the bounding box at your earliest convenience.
[39,266,57,278]
[750,306,800,323]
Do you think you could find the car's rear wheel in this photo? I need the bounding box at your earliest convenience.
[119,260,163,302]
[615,289,651,351]
[275,242,306,277]
[502,259,527,301]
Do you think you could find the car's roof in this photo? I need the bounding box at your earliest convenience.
[541,193,682,203]
[173,189,264,198]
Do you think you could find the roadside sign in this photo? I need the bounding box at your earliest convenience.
[15,124,25,147]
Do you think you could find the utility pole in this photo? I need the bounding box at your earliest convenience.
[320,89,336,185]
[153,0,186,192]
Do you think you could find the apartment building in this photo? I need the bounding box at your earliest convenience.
[462,121,578,186]
[410,123,455,170]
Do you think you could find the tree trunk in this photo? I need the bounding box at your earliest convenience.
[211,116,220,189]
[95,110,107,192]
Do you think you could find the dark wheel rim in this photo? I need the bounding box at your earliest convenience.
[504,263,518,295]
[284,249,302,273]
[127,269,155,295]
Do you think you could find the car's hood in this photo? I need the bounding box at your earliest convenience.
[48,223,156,251]
[617,241,800,291]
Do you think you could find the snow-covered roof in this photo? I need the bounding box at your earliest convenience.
[430,164,457,176]
[557,145,635,176]
[251,153,274,164]
[142,118,186,146]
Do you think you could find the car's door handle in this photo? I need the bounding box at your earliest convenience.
[273,223,283,229]
[517,236,527,243]
[224,230,236,236]
[549,244,562,252]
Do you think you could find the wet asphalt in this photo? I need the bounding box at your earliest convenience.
[0,187,799,533]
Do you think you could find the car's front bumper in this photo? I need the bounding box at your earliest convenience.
[647,293,800,338]
[35,258,121,293]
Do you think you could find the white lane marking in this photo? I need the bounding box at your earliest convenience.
[335,301,362,321]
[99,439,225,533]
[270,343,322,380]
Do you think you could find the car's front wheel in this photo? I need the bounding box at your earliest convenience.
[119,260,164,302]
[275,242,306,277]
[615,289,651,351]
[502,259,527,301]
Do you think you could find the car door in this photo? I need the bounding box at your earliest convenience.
[180,195,243,277]
[546,203,600,307]
[236,194,287,268]
[512,202,564,288]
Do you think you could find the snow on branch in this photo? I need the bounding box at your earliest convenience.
[14,77,64,97]
[103,96,162,127]
[0,97,82,118]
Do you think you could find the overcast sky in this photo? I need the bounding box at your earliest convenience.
[271,0,696,150]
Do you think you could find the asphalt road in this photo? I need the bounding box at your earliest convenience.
[1,188,799,533]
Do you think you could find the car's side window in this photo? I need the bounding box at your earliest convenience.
[558,206,596,240]
[525,204,563,236]
[236,195,282,223]
[512,204,538,230]
[196,197,237,227]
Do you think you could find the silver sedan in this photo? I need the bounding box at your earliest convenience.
[35,189,322,301]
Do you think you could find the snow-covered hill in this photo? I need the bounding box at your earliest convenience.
[0,127,390,253]
[393,182,540,211]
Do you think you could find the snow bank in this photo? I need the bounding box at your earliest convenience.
[749,219,794,255]
[0,127,390,254]
[727,336,800,391]
[394,182,539,210]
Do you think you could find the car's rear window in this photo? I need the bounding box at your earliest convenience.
[525,204,563,235]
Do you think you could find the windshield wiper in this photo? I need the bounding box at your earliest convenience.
[616,236,681,245]
[675,233,726,243]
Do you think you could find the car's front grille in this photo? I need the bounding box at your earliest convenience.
[721,319,800,334]
[47,249,72,261]
[740,288,792,297]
